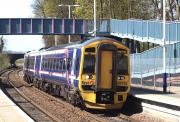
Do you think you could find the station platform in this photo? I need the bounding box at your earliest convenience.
[130,85,180,117]
[0,89,34,122]
[130,86,180,108]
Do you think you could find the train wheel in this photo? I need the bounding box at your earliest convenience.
[64,87,69,101]
[33,79,37,88]
[67,91,75,105]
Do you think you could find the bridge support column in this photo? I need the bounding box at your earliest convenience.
[163,73,167,93]
[130,39,135,53]
[142,42,145,51]
[152,43,155,48]
[136,41,140,53]
[147,42,150,50]
[125,39,130,47]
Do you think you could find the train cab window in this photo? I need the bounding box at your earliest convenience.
[85,47,95,52]
[83,54,95,74]
[117,53,128,75]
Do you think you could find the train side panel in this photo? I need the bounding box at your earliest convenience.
[39,51,68,85]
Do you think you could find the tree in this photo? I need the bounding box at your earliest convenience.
[32,0,81,47]
[0,36,4,52]
[32,0,46,17]
[74,0,152,19]
[32,0,155,47]
[151,0,180,20]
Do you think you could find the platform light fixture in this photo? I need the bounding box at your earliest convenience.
[94,0,96,37]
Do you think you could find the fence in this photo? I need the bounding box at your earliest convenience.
[130,42,180,92]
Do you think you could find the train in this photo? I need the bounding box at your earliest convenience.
[23,37,130,109]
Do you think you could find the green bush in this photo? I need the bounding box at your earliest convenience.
[0,54,10,70]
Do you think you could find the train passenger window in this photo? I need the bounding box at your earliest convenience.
[53,58,56,70]
[48,58,50,69]
[41,60,44,70]
[83,55,95,74]
[50,58,53,70]
[44,59,48,70]
[56,58,59,70]
[117,54,128,75]
[59,59,63,71]
[49,58,52,69]
[57,59,61,71]
[63,60,66,71]
[67,58,71,71]
[56,59,59,70]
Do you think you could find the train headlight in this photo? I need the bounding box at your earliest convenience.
[118,76,125,80]
[86,75,93,79]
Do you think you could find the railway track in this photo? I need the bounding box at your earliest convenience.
[0,68,166,122]
[0,69,58,122]
[0,69,127,122]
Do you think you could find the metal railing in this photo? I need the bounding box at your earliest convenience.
[130,42,180,91]
[96,19,180,45]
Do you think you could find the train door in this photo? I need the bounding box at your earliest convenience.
[96,43,117,91]
[99,51,113,89]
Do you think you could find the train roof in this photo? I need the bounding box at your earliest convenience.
[25,37,126,57]
[46,37,123,50]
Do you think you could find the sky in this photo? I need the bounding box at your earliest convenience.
[0,0,44,52]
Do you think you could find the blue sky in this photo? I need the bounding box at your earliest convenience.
[0,0,44,52]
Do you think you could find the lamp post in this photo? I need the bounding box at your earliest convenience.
[58,4,80,44]
[163,0,167,93]
[94,0,96,37]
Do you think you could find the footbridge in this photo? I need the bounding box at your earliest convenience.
[0,18,180,44]
[1,18,180,87]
